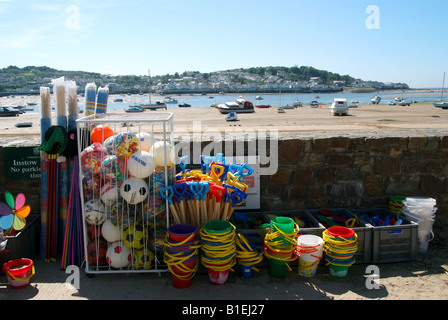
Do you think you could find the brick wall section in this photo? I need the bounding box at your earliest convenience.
[1,134,447,231]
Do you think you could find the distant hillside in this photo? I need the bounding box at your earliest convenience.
[0,65,408,95]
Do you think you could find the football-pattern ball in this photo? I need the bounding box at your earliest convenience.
[87,240,108,265]
[120,178,148,205]
[123,224,147,250]
[84,200,106,225]
[106,242,131,269]
[133,249,154,270]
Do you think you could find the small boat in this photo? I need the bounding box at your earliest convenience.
[125,106,144,113]
[371,96,381,104]
[255,104,271,108]
[310,100,319,108]
[164,97,178,104]
[0,107,20,117]
[114,98,123,102]
[216,98,255,114]
[348,100,359,108]
[255,95,263,100]
[330,98,349,116]
[225,112,238,121]
[178,103,191,108]
[434,73,448,109]
[277,107,286,113]
[294,100,303,107]
[398,100,411,106]
[140,101,167,110]
[27,102,37,106]
[15,122,33,128]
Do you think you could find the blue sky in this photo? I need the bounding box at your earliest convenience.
[0,0,447,88]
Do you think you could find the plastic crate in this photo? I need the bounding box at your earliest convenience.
[264,210,326,237]
[350,208,418,263]
[232,211,270,245]
[307,209,372,264]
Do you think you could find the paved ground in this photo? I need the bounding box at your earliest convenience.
[1,231,447,301]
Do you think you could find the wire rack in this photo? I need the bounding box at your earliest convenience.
[76,113,174,274]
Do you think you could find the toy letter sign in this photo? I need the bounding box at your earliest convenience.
[3,147,41,180]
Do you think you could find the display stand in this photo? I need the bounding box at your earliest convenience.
[76,113,174,275]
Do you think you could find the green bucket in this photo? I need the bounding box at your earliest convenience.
[268,258,287,278]
[270,216,295,246]
[204,220,232,235]
[329,264,349,278]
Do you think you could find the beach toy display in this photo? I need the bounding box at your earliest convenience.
[200,220,236,285]
[163,224,200,288]
[76,111,174,275]
[236,233,263,279]
[2,258,35,289]
[160,154,251,228]
[297,235,323,277]
[400,197,437,254]
[263,216,299,278]
[323,226,358,278]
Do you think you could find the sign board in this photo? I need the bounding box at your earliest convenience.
[226,156,260,210]
[3,146,41,180]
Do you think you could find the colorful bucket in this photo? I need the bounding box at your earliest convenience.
[2,259,35,289]
[170,256,198,289]
[297,235,323,277]
[167,224,198,242]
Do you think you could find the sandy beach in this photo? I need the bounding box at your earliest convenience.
[1,102,448,145]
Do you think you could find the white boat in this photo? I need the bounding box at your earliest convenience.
[164,96,178,104]
[255,95,263,100]
[330,98,349,116]
[434,73,448,109]
[216,98,255,114]
[310,100,319,108]
[294,100,303,107]
[371,96,381,104]
[225,112,238,121]
[140,101,167,110]
[348,100,359,108]
[277,107,286,113]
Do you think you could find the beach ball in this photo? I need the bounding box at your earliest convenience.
[87,240,108,265]
[114,132,139,158]
[101,155,124,182]
[142,196,166,221]
[120,178,149,205]
[127,151,156,179]
[123,224,148,250]
[100,182,120,206]
[106,242,131,269]
[103,135,115,154]
[91,125,114,144]
[149,166,173,193]
[101,219,122,243]
[80,143,107,176]
[133,249,154,270]
[150,141,174,166]
[82,174,100,200]
[136,132,154,152]
[107,202,136,228]
[84,199,106,225]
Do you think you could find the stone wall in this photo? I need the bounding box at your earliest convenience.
[1,134,447,231]
[261,135,448,231]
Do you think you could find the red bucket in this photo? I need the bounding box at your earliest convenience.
[170,256,198,289]
[2,259,35,289]
[207,268,229,285]
[327,226,355,239]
